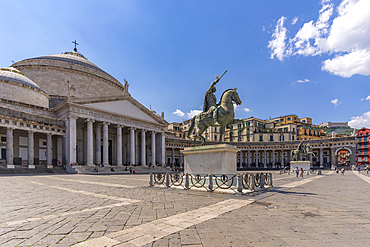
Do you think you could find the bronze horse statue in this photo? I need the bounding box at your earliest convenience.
[291,142,315,161]
[187,88,245,145]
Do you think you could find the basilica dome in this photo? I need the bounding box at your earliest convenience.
[0,67,50,108]
[12,50,125,99]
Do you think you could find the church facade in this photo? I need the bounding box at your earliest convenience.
[0,49,168,172]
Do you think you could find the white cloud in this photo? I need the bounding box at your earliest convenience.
[361,95,370,101]
[349,111,370,128]
[292,17,298,25]
[268,0,370,78]
[330,98,341,107]
[186,110,202,118]
[322,49,370,77]
[244,108,252,112]
[268,16,287,61]
[296,79,311,83]
[172,109,185,117]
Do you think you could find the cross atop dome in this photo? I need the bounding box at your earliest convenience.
[72,40,79,52]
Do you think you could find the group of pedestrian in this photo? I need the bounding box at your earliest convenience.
[295,167,304,178]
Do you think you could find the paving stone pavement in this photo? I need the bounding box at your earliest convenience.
[1,170,370,246]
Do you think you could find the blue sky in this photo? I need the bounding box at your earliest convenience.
[1,0,369,128]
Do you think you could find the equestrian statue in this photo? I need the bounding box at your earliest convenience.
[187,70,245,145]
[291,141,315,161]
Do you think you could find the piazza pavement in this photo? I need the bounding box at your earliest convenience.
[1,169,370,247]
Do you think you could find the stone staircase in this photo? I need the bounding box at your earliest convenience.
[70,165,172,174]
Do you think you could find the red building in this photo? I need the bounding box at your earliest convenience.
[356,128,370,166]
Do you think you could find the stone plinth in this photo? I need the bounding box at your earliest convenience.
[290,161,311,171]
[181,144,239,176]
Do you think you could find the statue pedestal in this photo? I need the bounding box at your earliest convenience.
[290,161,311,171]
[181,144,239,176]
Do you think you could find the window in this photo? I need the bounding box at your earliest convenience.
[215,135,217,141]
[270,134,273,141]
[287,117,291,121]
[238,124,242,129]
[259,135,263,142]
[280,135,284,141]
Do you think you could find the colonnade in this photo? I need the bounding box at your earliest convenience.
[66,115,166,167]
[165,144,355,169]
[5,127,63,169]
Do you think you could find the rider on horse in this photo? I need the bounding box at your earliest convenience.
[203,76,220,125]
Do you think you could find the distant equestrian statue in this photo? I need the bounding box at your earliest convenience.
[291,141,315,161]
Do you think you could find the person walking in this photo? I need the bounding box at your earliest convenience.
[341,168,345,175]
[295,167,299,178]
[299,168,304,178]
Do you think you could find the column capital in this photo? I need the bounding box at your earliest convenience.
[46,133,53,136]
[6,126,14,130]
[67,114,78,120]
[103,122,110,126]
[141,129,147,132]
[27,130,35,134]
[129,127,136,130]
[116,124,123,128]
[85,118,95,123]
[151,131,156,134]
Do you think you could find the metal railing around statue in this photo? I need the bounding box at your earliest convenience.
[149,172,273,194]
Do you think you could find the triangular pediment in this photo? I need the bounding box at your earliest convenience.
[84,100,160,123]
[66,95,166,125]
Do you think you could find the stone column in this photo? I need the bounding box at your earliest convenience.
[122,132,127,164]
[281,149,284,167]
[141,130,146,166]
[57,136,63,166]
[171,148,175,168]
[86,119,95,166]
[161,132,166,166]
[28,131,35,169]
[102,122,110,166]
[116,125,123,166]
[239,150,242,168]
[151,131,156,166]
[331,147,336,167]
[95,123,102,165]
[6,127,14,168]
[179,149,183,168]
[130,127,135,165]
[135,131,139,164]
[320,147,324,168]
[126,134,130,164]
[247,150,250,168]
[272,149,275,168]
[46,133,53,168]
[309,153,313,168]
[264,149,267,168]
[66,115,77,167]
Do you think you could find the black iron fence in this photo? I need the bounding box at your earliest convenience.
[149,172,273,194]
